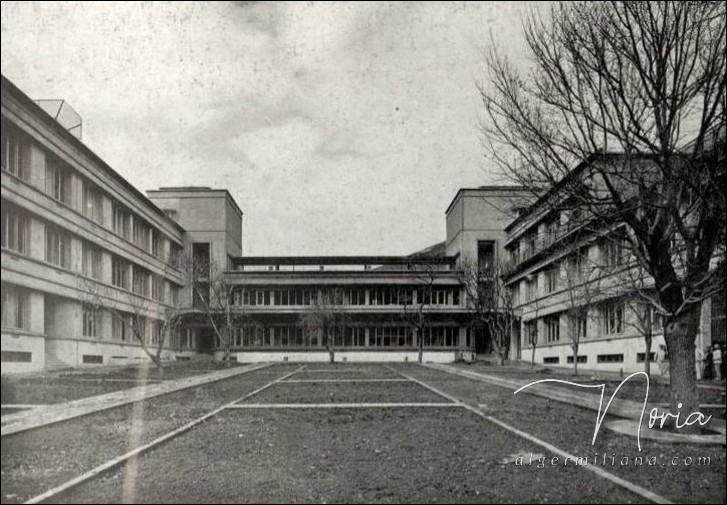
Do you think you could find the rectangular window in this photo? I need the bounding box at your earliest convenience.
[112,202,131,240]
[45,156,73,205]
[45,225,72,269]
[82,354,103,364]
[524,320,538,345]
[636,352,656,363]
[111,255,130,290]
[1,204,30,255]
[602,237,624,269]
[1,350,32,362]
[1,284,30,330]
[132,266,151,297]
[545,315,560,342]
[82,307,98,337]
[604,302,624,335]
[81,180,104,224]
[1,120,31,180]
[82,241,103,280]
[597,353,624,363]
[151,275,165,302]
[543,356,559,364]
[477,241,495,272]
[569,311,588,340]
[132,218,151,251]
[567,355,587,364]
[545,265,559,293]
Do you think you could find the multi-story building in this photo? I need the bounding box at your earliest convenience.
[1,75,187,373]
[2,74,532,371]
[504,153,725,373]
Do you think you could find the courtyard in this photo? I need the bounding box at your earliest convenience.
[1,361,725,504]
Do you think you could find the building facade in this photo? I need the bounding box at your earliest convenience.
[1,76,187,373]
[1,74,531,372]
[504,155,725,374]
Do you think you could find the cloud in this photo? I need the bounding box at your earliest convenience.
[1,1,540,256]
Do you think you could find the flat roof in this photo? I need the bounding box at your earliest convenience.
[444,186,528,216]
[1,74,185,234]
[147,187,244,218]
[230,255,458,267]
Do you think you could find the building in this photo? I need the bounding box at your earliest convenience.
[2,74,531,372]
[504,152,725,373]
[1,75,188,373]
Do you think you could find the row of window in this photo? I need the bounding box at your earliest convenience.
[542,353,630,365]
[229,286,461,307]
[84,308,165,345]
[2,203,180,304]
[226,325,460,348]
[1,119,183,265]
[523,302,647,344]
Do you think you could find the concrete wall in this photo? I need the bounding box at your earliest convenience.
[1,332,45,373]
[445,188,530,266]
[521,333,666,374]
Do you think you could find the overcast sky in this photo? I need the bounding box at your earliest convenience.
[1,1,538,256]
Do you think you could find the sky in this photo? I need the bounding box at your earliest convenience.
[1,1,539,256]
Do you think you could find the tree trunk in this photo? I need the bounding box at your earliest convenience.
[664,306,700,431]
[224,345,231,367]
[644,335,652,377]
[418,329,423,364]
[572,343,579,376]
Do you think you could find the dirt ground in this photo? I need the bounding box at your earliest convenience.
[2,363,725,504]
[455,361,727,405]
[0,361,246,405]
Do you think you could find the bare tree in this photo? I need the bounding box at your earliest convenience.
[402,264,440,363]
[459,261,516,366]
[185,257,240,366]
[79,271,182,379]
[480,1,726,415]
[562,247,602,375]
[300,287,348,363]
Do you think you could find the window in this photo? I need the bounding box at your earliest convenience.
[598,353,624,363]
[569,311,588,340]
[112,315,130,341]
[82,180,104,224]
[602,237,624,269]
[1,204,29,255]
[151,320,163,346]
[524,320,538,345]
[1,351,32,362]
[1,120,31,180]
[636,352,656,363]
[45,156,73,205]
[604,302,624,335]
[545,265,559,293]
[112,255,130,290]
[45,225,72,269]
[82,354,103,364]
[543,356,559,364]
[567,355,587,364]
[82,241,103,280]
[567,248,588,280]
[545,315,560,342]
[112,202,131,240]
[132,218,151,251]
[82,307,98,337]
[1,284,30,330]
[527,276,539,301]
[477,241,495,272]
[151,275,165,302]
[372,326,415,347]
[421,326,457,347]
[132,266,151,297]
[544,215,560,246]
[151,231,162,258]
